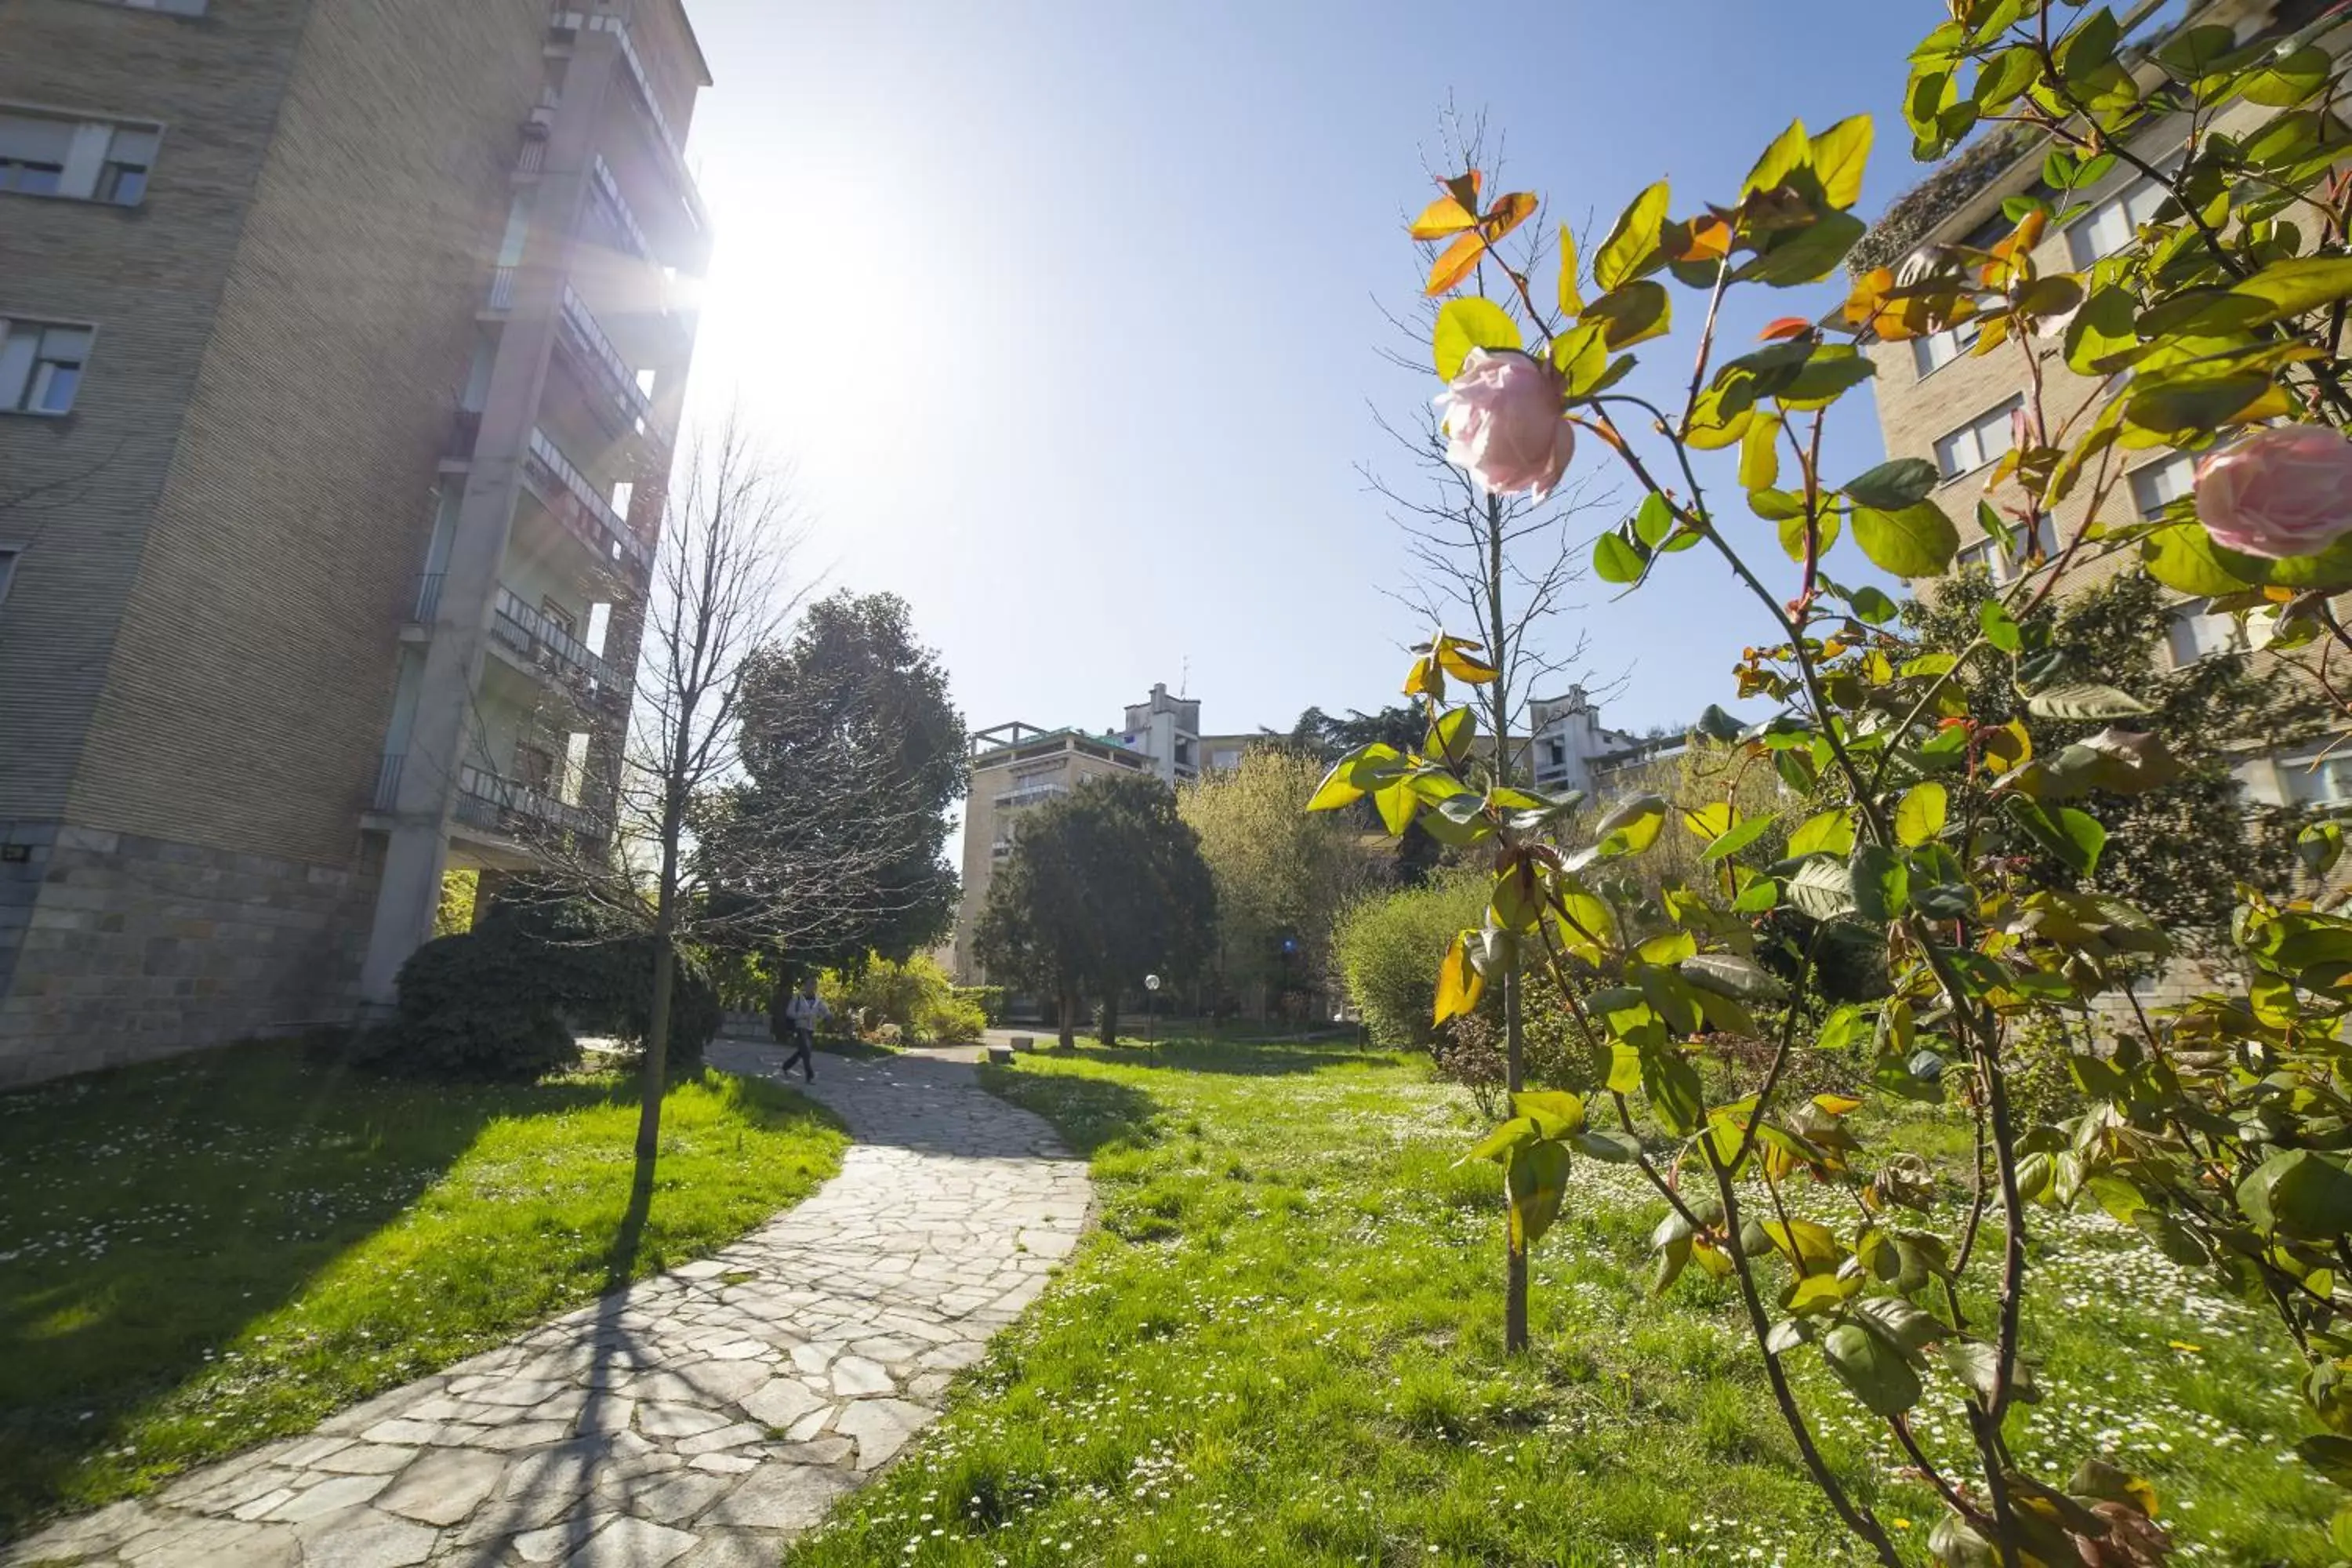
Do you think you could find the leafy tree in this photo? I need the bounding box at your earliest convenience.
[1292,705,1445,883]
[709,589,967,983]
[1909,569,2319,954]
[1178,749,1386,1018]
[972,772,1216,1047]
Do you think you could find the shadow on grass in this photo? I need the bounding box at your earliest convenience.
[1047,1035,1395,1079]
[975,1062,1165,1160]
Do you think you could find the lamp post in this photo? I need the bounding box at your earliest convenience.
[1143,972,1161,1049]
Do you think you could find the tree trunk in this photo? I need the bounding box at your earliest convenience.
[1099,992,1120,1046]
[1486,490,1530,1356]
[633,811,682,1169]
[1058,987,1076,1050]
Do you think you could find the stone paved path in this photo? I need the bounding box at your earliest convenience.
[5,1046,1090,1568]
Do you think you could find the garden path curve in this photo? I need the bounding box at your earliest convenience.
[5,1044,1091,1568]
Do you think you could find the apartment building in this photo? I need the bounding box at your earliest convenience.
[1857,0,2340,813]
[0,0,709,1085]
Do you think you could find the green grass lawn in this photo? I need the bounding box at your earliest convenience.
[0,1040,846,1534]
[785,1035,2333,1567]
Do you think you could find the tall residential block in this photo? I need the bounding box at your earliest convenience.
[0,0,710,1085]
[1855,0,2334,811]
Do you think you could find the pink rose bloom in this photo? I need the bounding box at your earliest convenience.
[2195,424,2352,559]
[1434,349,1574,499]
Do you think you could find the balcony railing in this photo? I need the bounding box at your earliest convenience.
[521,426,653,577]
[556,285,668,447]
[550,9,709,234]
[456,763,606,842]
[489,584,630,701]
[587,156,655,263]
[372,753,405,812]
[487,266,517,312]
[449,408,483,460]
[993,781,1070,811]
[410,572,445,623]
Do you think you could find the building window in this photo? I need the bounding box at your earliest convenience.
[2279,747,2352,811]
[2129,452,2196,521]
[1546,739,1567,768]
[0,111,161,206]
[1912,317,1982,377]
[1933,395,2024,481]
[2067,158,2181,268]
[0,318,93,416]
[2167,599,2250,666]
[1955,515,2056,583]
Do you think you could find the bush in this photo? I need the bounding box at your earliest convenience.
[956,985,1007,1025]
[367,884,721,1082]
[1333,868,1490,1049]
[817,951,977,1043]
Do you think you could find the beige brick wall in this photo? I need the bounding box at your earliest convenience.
[0,0,311,820]
[64,0,550,868]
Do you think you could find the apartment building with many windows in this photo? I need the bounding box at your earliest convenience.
[0,0,710,1085]
[1855,0,2339,814]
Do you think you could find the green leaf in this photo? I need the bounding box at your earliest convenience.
[1556,223,1584,315]
[2300,1434,2352,1487]
[1463,1115,1541,1165]
[1739,409,1780,492]
[1895,782,1947,848]
[2025,683,2153,720]
[1978,599,2021,653]
[2056,808,2106,877]
[2241,1149,2352,1240]
[1593,530,1647,586]
[1594,793,1668,857]
[1741,211,1867,287]
[1642,1047,1706,1137]
[1512,1089,1587,1138]
[1583,280,1671,350]
[2142,524,2256,596]
[1788,808,1856,859]
[1594,180,1671,292]
[1806,114,1873,210]
[2223,256,2352,327]
[2055,5,2119,85]
[1679,953,1786,1002]
[1822,1321,1922,1417]
[1775,344,1876,411]
[1843,458,1940,510]
[1634,491,1675,547]
[1848,584,1898,624]
[1701,813,1776,865]
[2244,43,2332,107]
[2005,797,2103,876]
[1853,500,1960,577]
[1850,844,1909,922]
[1505,1140,1571,1250]
[1786,857,1857,920]
[2063,285,2141,375]
[1432,297,1522,381]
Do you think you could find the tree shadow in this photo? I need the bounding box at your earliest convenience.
[0,1040,629,1537]
[1052,1036,1396,1079]
[975,1062,1166,1160]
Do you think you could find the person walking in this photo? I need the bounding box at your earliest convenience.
[779,980,828,1082]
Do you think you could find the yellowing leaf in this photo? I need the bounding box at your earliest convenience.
[1788,808,1857,858]
[1305,760,1365,812]
[1895,782,1947,847]
[1740,410,1782,491]
[1806,114,1874,210]
[1435,636,1500,683]
[1409,195,1479,241]
[1743,118,1813,200]
[1557,223,1584,316]
[1432,297,1522,381]
[1435,931,1486,1025]
[1425,231,1486,296]
[1683,802,1733,841]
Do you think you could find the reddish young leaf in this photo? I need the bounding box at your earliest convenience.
[1481,191,1539,242]
[1676,214,1734,263]
[1758,316,1816,342]
[1425,231,1486,296]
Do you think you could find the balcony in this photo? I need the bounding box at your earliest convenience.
[410,572,445,623]
[486,266,518,314]
[455,763,606,843]
[521,426,653,579]
[993,781,1070,811]
[549,9,709,236]
[488,584,631,705]
[586,156,655,264]
[554,285,669,449]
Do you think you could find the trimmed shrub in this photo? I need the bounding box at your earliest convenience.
[818,951,978,1043]
[368,884,721,1081]
[1332,868,1490,1049]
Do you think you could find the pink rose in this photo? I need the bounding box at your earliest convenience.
[2195,424,2352,560]
[1434,349,1574,499]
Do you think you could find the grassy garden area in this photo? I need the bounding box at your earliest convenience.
[786,1035,2334,1566]
[0,1040,844,1534]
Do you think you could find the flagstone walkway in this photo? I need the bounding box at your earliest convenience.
[5,1045,1091,1568]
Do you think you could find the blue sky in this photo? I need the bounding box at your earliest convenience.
[679,0,1955,744]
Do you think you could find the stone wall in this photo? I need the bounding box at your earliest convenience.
[0,819,381,1087]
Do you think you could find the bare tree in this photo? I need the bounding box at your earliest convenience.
[1363,106,1617,1356]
